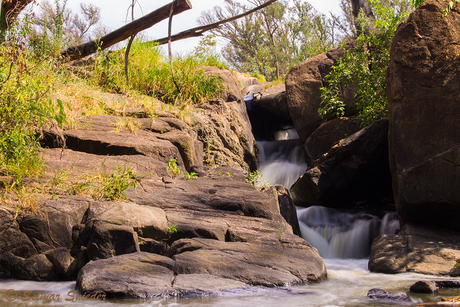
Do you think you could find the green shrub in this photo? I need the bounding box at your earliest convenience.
[0,34,67,186]
[319,0,409,127]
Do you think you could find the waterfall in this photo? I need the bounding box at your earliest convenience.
[256,128,400,259]
[297,206,400,259]
[256,129,308,189]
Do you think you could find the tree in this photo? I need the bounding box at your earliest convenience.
[27,0,104,56]
[199,0,339,81]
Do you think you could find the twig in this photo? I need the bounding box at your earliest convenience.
[168,0,180,94]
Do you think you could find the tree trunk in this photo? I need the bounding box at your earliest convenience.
[61,0,192,62]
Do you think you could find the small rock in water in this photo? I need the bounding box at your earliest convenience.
[434,281,460,289]
[410,281,438,293]
[367,288,412,303]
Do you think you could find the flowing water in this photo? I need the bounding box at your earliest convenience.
[1,132,457,306]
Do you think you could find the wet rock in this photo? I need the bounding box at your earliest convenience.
[410,281,438,293]
[387,0,460,232]
[274,185,301,236]
[138,237,170,256]
[290,119,393,209]
[369,223,460,275]
[244,83,292,140]
[367,288,412,303]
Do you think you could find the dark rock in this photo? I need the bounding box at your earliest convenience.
[290,119,393,209]
[304,117,361,164]
[410,281,438,293]
[369,223,460,275]
[387,0,460,232]
[244,83,293,140]
[0,207,37,259]
[367,288,412,303]
[285,44,357,142]
[19,254,56,281]
[45,247,73,278]
[274,186,301,236]
[84,221,139,261]
[434,281,460,288]
[138,237,170,255]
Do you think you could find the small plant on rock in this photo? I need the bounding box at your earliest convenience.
[183,172,198,179]
[168,224,178,238]
[168,158,180,178]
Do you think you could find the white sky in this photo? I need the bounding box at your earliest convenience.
[34,0,342,54]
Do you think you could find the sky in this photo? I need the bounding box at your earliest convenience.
[35,0,342,54]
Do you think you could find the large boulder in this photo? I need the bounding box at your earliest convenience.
[304,117,361,164]
[369,223,460,275]
[285,44,357,142]
[387,0,460,231]
[290,119,393,209]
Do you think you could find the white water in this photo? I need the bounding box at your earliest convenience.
[2,260,459,307]
[298,206,400,259]
[256,134,308,189]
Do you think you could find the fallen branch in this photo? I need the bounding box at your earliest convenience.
[151,0,278,46]
[60,0,192,62]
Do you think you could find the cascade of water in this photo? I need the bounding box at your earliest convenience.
[256,130,308,189]
[298,206,400,259]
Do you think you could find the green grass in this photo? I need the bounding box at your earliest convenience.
[92,39,225,106]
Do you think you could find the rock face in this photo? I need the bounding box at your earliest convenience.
[369,223,460,275]
[304,117,361,164]
[387,0,460,231]
[285,44,357,142]
[0,147,326,294]
[290,119,393,209]
[192,99,258,171]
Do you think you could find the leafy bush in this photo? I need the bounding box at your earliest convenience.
[319,0,409,127]
[0,30,67,186]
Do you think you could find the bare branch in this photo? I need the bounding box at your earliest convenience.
[151,0,278,46]
[60,0,192,62]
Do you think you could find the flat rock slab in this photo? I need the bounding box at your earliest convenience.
[369,224,460,275]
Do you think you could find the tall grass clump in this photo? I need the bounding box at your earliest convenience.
[92,39,224,106]
[0,22,67,186]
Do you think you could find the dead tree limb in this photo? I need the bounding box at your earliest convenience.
[60,0,192,62]
[152,0,278,46]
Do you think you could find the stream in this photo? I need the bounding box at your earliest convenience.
[1,131,458,306]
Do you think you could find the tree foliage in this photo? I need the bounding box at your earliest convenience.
[199,0,343,81]
[319,0,411,127]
